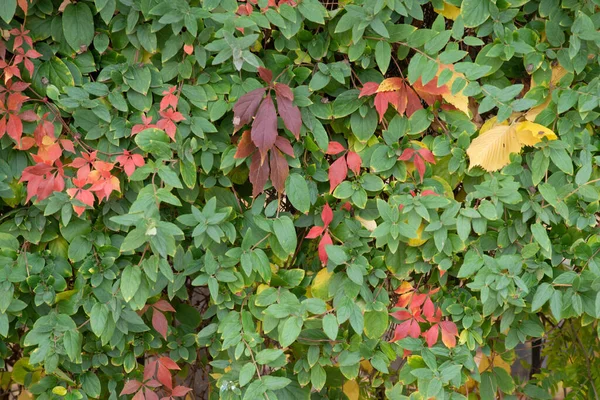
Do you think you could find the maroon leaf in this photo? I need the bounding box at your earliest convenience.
[121,380,143,395]
[153,299,176,312]
[274,83,294,101]
[269,148,289,193]
[152,309,169,340]
[346,151,361,175]
[329,156,348,193]
[414,154,426,182]
[251,96,278,162]
[276,96,301,139]
[405,88,423,117]
[234,130,256,159]
[326,142,345,155]
[233,87,266,132]
[275,136,295,158]
[258,67,273,84]
[249,152,270,197]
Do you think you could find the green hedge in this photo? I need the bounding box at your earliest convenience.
[1,0,600,399]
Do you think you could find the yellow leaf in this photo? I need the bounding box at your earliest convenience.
[343,380,360,400]
[377,77,404,92]
[467,121,557,171]
[514,121,557,146]
[52,387,68,396]
[479,116,508,134]
[407,223,427,247]
[355,215,377,232]
[527,64,568,121]
[467,125,522,171]
[310,268,333,300]
[434,2,460,20]
[438,65,471,117]
[360,360,374,373]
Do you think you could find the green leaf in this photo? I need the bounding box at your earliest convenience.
[531,223,551,252]
[364,310,388,339]
[375,41,391,74]
[63,331,82,362]
[255,349,283,365]
[297,0,326,24]
[121,265,142,302]
[461,0,490,28]
[285,174,310,213]
[279,316,303,347]
[273,217,297,256]
[124,65,152,95]
[323,314,338,340]
[62,3,95,52]
[239,363,255,387]
[531,283,553,311]
[326,245,348,265]
[310,364,326,391]
[90,303,109,337]
[68,236,92,262]
[457,250,483,278]
[135,128,172,158]
[0,0,16,23]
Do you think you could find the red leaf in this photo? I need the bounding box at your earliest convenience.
[346,151,361,175]
[232,87,266,132]
[276,96,301,139]
[157,365,173,389]
[145,388,160,400]
[328,156,347,193]
[391,320,421,342]
[159,357,180,370]
[183,44,194,55]
[423,298,435,320]
[234,130,256,159]
[121,380,143,395]
[152,309,169,340]
[172,386,192,397]
[374,93,389,122]
[306,226,324,239]
[440,321,458,348]
[326,142,345,155]
[251,97,278,162]
[414,154,426,182]
[405,88,423,117]
[269,148,288,193]
[321,203,333,227]
[418,148,436,164]
[275,136,294,158]
[249,152,270,197]
[7,113,23,142]
[274,83,294,101]
[132,390,145,400]
[153,300,176,312]
[258,67,273,84]
[318,232,332,265]
[398,148,415,161]
[144,360,157,382]
[359,82,379,98]
[424,325,439,347]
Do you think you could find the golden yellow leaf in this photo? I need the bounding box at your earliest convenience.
[467,125,522,171]
[525,97,550,122]
[480,116,507,134]
[434,2,460,20]
[514,121,557,146]
[360,360,374,373]
[407,223,428,247]
[311,268,333,300]
[377,78,404,92]
[467,121,557,171]
[438,65,471,117]
[18,390,34,400]
[343,380,360,400]
[527,64,567,121]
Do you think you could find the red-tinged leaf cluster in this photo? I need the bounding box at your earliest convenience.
[305,203,334,264]
[233,67,302,197]
[390,282,458,349]
[120,356,191,400]
[141,300,176,340]
[398,147,436,182]
[0,25,149,215]
[326,142,362,193]
[237,0,297,16]
[359,77,448,122]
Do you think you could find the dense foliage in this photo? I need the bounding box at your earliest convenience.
[1,0,600,399]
